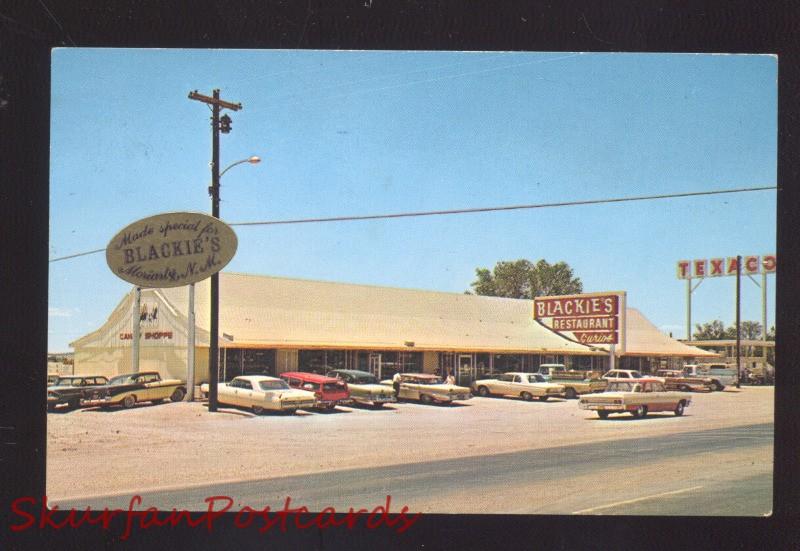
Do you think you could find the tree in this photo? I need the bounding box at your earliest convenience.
[739,320,763,340]
[693,320,728,340]
[468,259,583,299]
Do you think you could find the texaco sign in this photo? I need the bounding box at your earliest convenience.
[106,211,238,288]
[533,291,626,351]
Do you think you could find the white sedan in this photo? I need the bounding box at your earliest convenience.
[200,375,316,414]
[471,372,565,401]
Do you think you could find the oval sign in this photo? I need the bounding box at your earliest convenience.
[106,211,238,288]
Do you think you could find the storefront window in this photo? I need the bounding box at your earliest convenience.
[220,348,276,380]
[298,350,347,374]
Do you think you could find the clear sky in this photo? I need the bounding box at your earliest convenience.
[48,50,777,352]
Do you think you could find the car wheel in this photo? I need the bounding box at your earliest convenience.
[538,395,549,402]
[631,405,647,418]
[521,392,533,401]
[122,395,136,409]
[565,388,577,400]
[477,386,490,397]
[47,403,56,412]
[597,411,610,419]
[679,384,690,392]
[712,381,724,392]
[420,394,433,404]
[674,400,685,416]
[68,398,80,409]
[170,388,185,402]
[252,405,265,415]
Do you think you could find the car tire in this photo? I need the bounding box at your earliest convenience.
[538,395,549,402]
[326,403,337,410]
[477,386,490,397]
[521,392,533,401]
[420,394,433,404]
[631,405,647,418]
[712,381,724,392]
[597,411,610,419]
[170,388,186,402]
[674,400,685,416]
[122,395,136,409]
[565,388,577,400]
[68,398,80,409]
[47,403,56,412]
[679,384,690,392]
[252,405,265,415]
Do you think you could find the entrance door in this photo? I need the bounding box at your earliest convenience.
[457,354,474,386]
[368,353,382,380]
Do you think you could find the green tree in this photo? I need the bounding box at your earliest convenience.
[468,259,583,299]
[693,320,728,340]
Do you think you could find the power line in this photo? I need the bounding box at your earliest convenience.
[48,186,776,263]
[230,186,777,227]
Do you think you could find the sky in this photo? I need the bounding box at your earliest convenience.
[48,49,777,352]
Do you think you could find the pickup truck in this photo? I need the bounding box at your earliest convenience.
[683,364,737,391]
[538,364,607,399]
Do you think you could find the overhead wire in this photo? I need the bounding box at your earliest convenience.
[48,185,777,263]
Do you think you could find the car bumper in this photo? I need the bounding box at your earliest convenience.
[352,395,397,405]
[579,402,626,411]
[279,400,316,410]
[81,397,118,407]
[431,393,472,402]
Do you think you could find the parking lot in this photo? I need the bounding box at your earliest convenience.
[46,386,774,505]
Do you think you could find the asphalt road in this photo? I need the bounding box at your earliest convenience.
[55,422,772,516]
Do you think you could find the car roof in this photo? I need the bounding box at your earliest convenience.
[233,375,281,382]
[114,371,159,377]
[327,369,373,376]
[539,364,566,368]
[280,372,338,383]
[401,373,439,379]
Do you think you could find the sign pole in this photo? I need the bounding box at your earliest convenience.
[735,255,741,388]
[609,343,616,371]
[686,277,692,341]
[132,286,141,373]
[187,283,195,401]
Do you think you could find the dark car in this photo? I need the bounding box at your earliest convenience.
[47,375,109,411]
[82,371,186,409]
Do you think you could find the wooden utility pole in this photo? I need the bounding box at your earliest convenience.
[188,89,241,412]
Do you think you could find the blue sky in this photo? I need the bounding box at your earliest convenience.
[48,50,777,352]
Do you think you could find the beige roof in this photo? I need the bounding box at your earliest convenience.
[157,272,598,354]
[75,272,716,358]
[618,309,717,357]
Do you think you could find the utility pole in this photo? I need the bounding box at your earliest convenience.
[188,89,241,412]
[735,255,741,388]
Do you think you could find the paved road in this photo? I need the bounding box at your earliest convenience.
[55,423,772,516]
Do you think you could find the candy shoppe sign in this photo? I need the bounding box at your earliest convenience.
[106,212,238,288]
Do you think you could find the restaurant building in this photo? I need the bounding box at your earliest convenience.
[70,272,716,385]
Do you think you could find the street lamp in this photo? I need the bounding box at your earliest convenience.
[186,155,261,404]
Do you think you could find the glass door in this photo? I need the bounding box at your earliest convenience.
[368,353,382,380]
[457,354,474,386]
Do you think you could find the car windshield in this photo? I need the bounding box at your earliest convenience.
[109,375,134,385]
[259,380,290,391]
[606,381,638,392]
[55,378,82,386]
[352,374,377,384]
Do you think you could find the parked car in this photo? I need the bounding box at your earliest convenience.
[325,369,396,407]
[47,375,109,411]
[579,378,692,419]
[655,369,714,392]
[201,375,316,414]
[279,372,350,410]
[82,371,186,409]
[685,364,737,390]
[471,372,565,401]
[47,374,61,386]
[380,373,472,404]
[601,369,644,382]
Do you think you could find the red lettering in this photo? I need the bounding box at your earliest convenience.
[203,496,233,533]
[709,258,724,276]
[120,495,142,540]
[693,259,707,277]
[234,506,256,529]
[677,260,690,279]
[726,257,739,275]
[745,256,759,274]
[762,255,776,272]
[39,497,68,530]
[9,497,36,531]
[394,506,423,534]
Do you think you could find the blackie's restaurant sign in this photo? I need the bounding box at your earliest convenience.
[533,291,626,350]
[106,212,238,288]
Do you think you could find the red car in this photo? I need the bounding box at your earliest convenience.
[279,372,350,410]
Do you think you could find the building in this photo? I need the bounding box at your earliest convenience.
[71,272,717,384]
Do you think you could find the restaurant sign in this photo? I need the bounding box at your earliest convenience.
[106,211,238,288]
[533,291,626,351]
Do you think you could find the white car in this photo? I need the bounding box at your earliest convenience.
[200,375,316,414]
[602,369,644,382]
[471,372,565,401]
